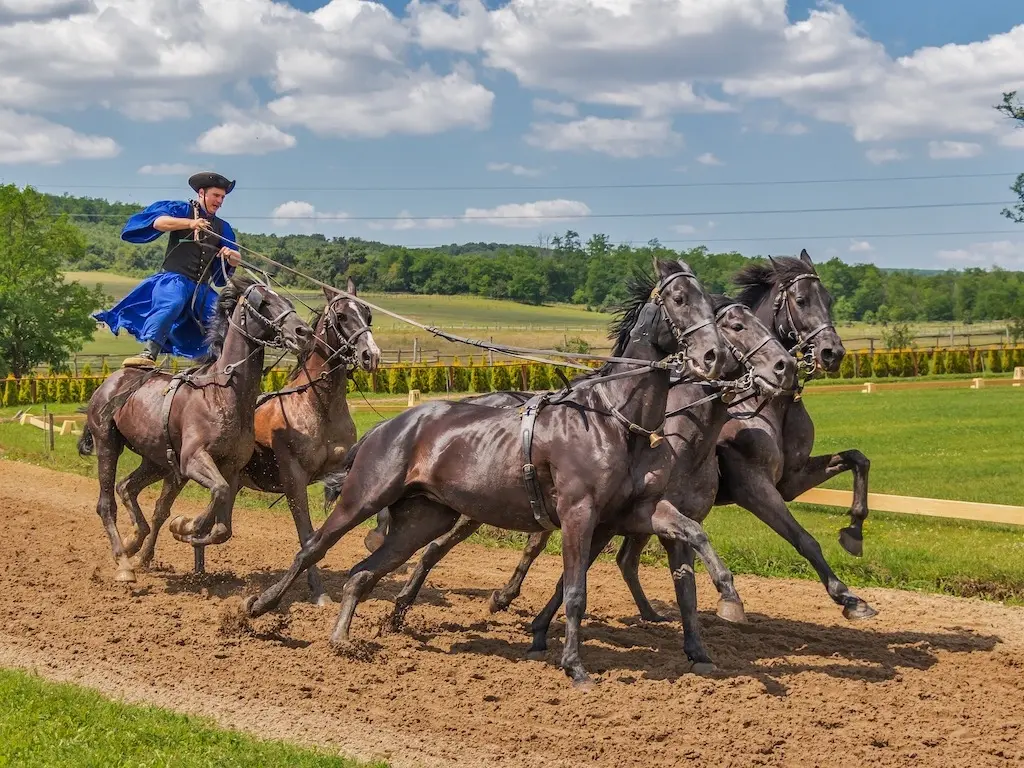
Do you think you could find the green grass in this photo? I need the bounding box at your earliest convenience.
[0,668,385,767]
[3,386,1024,602]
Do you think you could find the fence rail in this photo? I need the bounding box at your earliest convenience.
[796,488,1024,527]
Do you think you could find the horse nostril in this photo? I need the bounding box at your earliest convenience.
[820,347,834,362]
[774,359,788,374]
[703,349,718,369]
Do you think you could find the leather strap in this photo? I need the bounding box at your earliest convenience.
[520,393,557,530]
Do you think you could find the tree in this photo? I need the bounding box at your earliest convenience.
[996,91,1024,224]
[0,185,107,378]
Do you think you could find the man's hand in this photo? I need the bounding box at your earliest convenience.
[218,246,242,267]
[190,218,212,232]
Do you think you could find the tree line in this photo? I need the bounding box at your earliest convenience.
[52,191,1024,323]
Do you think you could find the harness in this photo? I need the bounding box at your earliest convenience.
[771,272,833,396]
[516,267,713,530]
[159,284,296,477]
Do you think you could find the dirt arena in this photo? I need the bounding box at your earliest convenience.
[2,460,1023,767]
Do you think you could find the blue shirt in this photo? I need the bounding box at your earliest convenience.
[121,200,238,286]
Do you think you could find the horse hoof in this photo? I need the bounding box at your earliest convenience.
[640,611,670,623]
[114,569,136,583]
[716,598,747,624]
[526,648,547,661]
[572,677,596,692]
[314,594,334,608]
[207,523,230,545]
[169,516,191,537]
[839,527,864,557]
[487,591,510,614]
[842,600,878,621]
[690,662,718,675]
[242,595,259,617]
[363,530,385,553]
[129,555,152,570]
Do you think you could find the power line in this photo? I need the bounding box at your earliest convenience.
[26,171,1017,193]
[52,199,1015,222]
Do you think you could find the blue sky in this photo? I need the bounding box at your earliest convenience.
[0,0,1022,269]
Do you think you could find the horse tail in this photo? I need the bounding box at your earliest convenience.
[77,424,95,457]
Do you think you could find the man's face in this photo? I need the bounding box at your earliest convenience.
[199,187,227,214]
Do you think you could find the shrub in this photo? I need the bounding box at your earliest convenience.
[389,366,409,394]
[987,349,1002,374]
[351,369,371,393]
[410,367,429,394]
[528,363,551,390]
[873,353,889,378]
[839,354,855,379]
[3,375,17,407]
[971,349,983,373]
[901,352,916,378]
[492,365,514,391]
[470,365,491,393]
[933,349,946,376]
[428,365,448,394]
[857,353,872,378]
[18,378,32,404]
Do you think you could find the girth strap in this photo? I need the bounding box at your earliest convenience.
[520,393,558,531]
[161,375,186,480]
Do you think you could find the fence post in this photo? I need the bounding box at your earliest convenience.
[488,337,495,367]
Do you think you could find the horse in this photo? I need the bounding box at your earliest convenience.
[373,292,796,670]
[123,279,381,605]
[487,249,877,623]
[77,275,314,583]
[242,258,735,688]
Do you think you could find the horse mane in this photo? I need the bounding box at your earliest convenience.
[710,293,738,314]
[733,256,816,310]
[194,275,261,365]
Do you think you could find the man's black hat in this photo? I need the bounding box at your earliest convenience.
[188,171,235,194]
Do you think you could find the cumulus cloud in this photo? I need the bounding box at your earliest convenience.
[463,199,591,228]
[0,0,92,24]
[271,200,350,233]
[936,240,1024,268]
[849,240,874,253]
[486,161,543,177]
[138,163,197,175]
[368,210,457,231]
[928,140,983,159]
[865,147,907,165]
[696,152,723,166]
[0,108,118,163]
[195,122,296,155]
[525,117,683,158]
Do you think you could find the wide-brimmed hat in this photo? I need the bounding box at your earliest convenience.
[188,171,235,194]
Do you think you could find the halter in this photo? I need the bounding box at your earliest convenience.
[227,283,298,351]
[771,273,834,378]
[647,267,718,363]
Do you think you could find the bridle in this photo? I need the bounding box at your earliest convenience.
[647,267,719,365]
[228,283,299,351]
[771,272,834,378]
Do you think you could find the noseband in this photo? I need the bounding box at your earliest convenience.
[771,273,834,375]
[647,268,718,361]
[231,283,299,350]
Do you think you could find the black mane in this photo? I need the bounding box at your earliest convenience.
[194,275,261,365]
[733,256,816,310]
[710,293,738,314]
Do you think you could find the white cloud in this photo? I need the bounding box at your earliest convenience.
[928,140,983,159]
[849,240,874,253]
[271,200,350,233]
[463,199,591,228]
[1000,130,1024,149]
[696,152,723,166]
[368,210,457,231]
[486,161,543,177]
[936,240,1024,268]
[138,163,197,176]
[0,0,92,24]
[532,99,578,118]
[407,0,490,53]
[525,117,683,158]
[195,121,296,155]
[672,224,698,235]
[865,147,906,165]
[0,108,117,163]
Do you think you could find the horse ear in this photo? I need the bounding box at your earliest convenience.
[322,285,334,302]
[346,276,357,296]
[799,248,813,267]
[654,257,675,281]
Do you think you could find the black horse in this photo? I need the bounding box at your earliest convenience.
[243,259,735,687]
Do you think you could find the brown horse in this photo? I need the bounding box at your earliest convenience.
[78,276,314,582]
[374,293,796,669]
[486,250,877,623]
[243,258,737,687]
[123,279,381,603]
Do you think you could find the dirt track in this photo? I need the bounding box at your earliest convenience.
[2,460,1023,767]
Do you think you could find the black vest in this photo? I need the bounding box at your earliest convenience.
[161,201,226,283]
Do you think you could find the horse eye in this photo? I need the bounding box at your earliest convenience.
[731,323,744,332]
[673,295,684,306]
[795,296,806,307]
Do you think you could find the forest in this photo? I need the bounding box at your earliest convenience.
[51,192,1024,323]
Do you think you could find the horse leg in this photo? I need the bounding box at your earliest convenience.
[388,512,480,631]
[527,525,617,656]
[660,538,716,672]
[167,450,235,574]
[776,450,871,557]
[554,507,598,689]
[364,507,391,553]
[730,471,877,620]
[114,458,166,558]
[279,459,330,607]
[615,534,669,622]
[132,475,187,569]
[488,531,552,613]
[93,433,136,583]
[330,502,459,646]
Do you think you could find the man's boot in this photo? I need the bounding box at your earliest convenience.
[122,340,162,368]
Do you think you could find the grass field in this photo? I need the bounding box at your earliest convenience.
[0,669,384,767]
[2,385,1023,601]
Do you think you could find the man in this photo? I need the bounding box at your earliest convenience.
[95,171,244,368]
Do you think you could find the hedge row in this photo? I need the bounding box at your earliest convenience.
[5,348,1024,406]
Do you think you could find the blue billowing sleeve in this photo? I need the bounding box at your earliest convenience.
[211,219,239,287]
[120,200,191,243]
